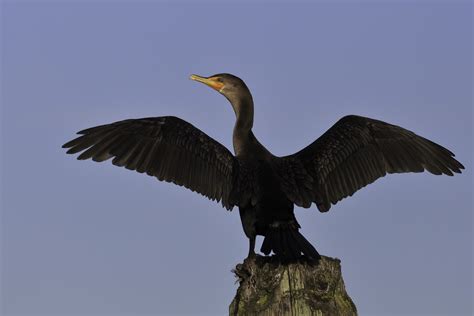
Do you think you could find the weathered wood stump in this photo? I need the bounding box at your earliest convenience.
[229,255,357,316]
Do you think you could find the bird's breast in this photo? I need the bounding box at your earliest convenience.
[233,130,272,160]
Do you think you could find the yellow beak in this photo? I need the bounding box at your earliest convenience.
[190,74,225,92]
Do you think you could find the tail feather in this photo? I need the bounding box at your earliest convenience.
[290,229,320,259]
[286,230,301,259]
[281,228,291,258]
[273,227,283,255]
[260,230,274,255]
[260,224,320,261]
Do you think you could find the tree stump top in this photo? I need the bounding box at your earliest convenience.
[229,255,357,316]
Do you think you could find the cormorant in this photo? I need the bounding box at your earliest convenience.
[63,73,464,262]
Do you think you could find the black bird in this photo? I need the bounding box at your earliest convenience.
[63,73,464,262]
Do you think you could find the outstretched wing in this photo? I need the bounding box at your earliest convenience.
[276,115,464,212]
[63,116,237,209]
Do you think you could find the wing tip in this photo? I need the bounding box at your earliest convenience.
[316,202,331,213]
[62,140,76,149]
[77,127,96,135]
[66,147,78,154]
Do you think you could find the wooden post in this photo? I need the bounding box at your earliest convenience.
[229,256,357,316]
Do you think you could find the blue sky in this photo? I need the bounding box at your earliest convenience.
[1,1,472,315]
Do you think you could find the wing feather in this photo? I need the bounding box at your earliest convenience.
[63,116,237,209]
[275,115,464,212]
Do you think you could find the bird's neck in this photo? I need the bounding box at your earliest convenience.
[232,95,254,133]
[231,95,257,156]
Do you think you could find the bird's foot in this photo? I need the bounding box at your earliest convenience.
[244,251,257,264]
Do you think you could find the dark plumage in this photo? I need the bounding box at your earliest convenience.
[63,73,464,262]
[63,117,236,209]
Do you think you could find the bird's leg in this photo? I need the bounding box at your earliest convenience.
[247,236,256,259]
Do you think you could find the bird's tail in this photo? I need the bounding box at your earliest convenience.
[260,222,320,262]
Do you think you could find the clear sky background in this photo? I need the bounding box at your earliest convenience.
[1,1,472,315]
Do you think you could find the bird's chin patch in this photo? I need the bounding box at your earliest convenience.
[208,80,225,92]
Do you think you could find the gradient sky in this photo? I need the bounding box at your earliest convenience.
[1,1,472,315]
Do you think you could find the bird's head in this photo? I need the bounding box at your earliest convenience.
[190,73,251,104]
